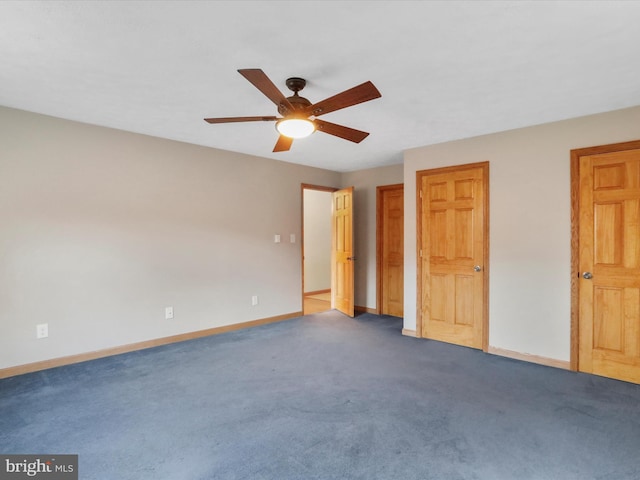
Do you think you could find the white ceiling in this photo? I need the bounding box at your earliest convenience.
[1,1,639,172]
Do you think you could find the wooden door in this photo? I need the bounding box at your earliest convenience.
[417,162,488,349]
[332,187,354,317]
[574,143,640,384]
[377,184,404,317]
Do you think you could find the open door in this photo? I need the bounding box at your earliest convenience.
[332,187,355,317]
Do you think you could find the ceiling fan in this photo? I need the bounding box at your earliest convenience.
[204,69,382,152]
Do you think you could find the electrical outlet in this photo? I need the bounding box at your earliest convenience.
[36,323,48,339]
[165,306,174,319]
[290,233,296,243]
[274,234,281,243]
[251,295,259,306]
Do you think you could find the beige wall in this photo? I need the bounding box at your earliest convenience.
[0,106,345,369]
[404,105,640,362]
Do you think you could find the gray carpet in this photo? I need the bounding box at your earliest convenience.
[1,311,640,479]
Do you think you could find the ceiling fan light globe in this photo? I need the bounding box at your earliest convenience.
[276,118,315,139]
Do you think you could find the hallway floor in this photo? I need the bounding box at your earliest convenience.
[303,291,330,315]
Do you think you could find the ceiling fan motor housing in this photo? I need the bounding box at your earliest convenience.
[278,77,311,117]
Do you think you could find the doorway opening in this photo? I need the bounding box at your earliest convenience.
[302,184,336,314]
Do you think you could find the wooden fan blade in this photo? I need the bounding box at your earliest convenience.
[238,69,294,114]
[314,119,370,143]
[273,135,293,152]
[305,81,381,117]
[204,116,278,124]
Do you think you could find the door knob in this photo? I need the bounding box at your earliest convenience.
[582,272,593,280]
[347,257,356,261]
[474,265,482,272]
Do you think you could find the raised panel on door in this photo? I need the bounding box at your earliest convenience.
[430,209,447,259]
[429,273,449,323]
[454,274,474,326]
[593,286,624,352]
[454,208,474,260]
